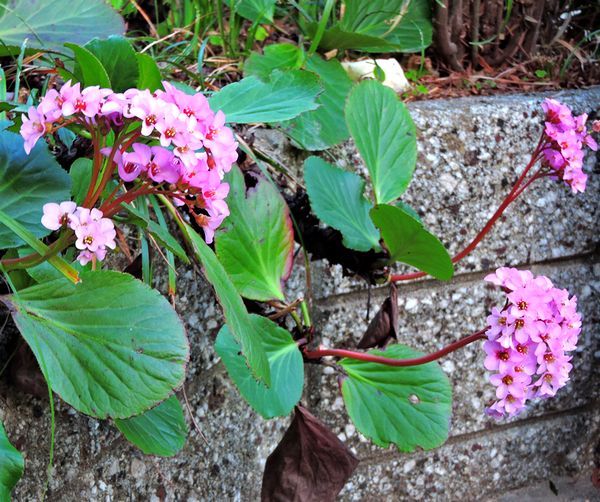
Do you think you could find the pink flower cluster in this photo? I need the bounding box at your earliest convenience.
[21,81,238,243]
[483,267,581,419]
[41,202,116,266]
[541,98,597,193]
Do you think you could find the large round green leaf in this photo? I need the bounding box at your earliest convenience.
[370,204,453,280]
[208,70,321,124]
[216,315,303,419]
[0,129,71,250]
[136,53,163,92]
[315,0,432,53]
[339,344,452,452]
[244,43,304,81]
[304,156,380,253]
[5,270,189,419]
[115,396,188,457]
[280,55,354,151]
[215,165,294,302]
[233,0,276,24]
[84,36,139,93]
[0,0,125,53]
[0,421,23,500]
[345,80,417,204]
[65,42,111,88]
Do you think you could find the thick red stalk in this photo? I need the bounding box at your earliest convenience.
[303,328,488,367]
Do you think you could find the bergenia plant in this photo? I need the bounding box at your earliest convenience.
[0,54,597,500]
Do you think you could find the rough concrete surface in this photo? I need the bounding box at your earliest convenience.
[3,88,599,501]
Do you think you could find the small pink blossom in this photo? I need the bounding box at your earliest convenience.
[541,98,597,193]
[41,201,77,231]
[77,247,107,266]
[129,90,164,136]
[20,107,50,154]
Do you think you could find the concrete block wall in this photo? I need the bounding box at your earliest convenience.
[3,88,599,500]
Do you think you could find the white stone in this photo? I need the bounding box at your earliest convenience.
[341,58,410,93]
[403,459,417,473]
[405,298,418,311]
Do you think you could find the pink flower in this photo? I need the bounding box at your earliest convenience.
[41,201,77,231]
[159,81,212,131]
[72,207,116,252]
[483,267,581,419]
[77,247,107,266]
[147,146,181,184]
[57,81,83,117]
[37,89,63,122]
[154,105,190,148]
[20,107,50,154]
[194,210,226,244]
[124,143,181,184]
[489,367,531,399]
[129,90,164,136]
[203,111,238,175]
[540,98,596,193]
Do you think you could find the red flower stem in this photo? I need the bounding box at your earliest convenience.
[302,328,488,367]
[88,129,141,208]
[103,185,155,217]
[99,181,125,210]
[82,129,102,207]
[390,136,547,282]
[0,233,75,270]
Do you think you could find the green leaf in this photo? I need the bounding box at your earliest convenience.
[315,0,432,53]
[4,270,189,419]
[215,166,293,302]
[184,224,270,386]
[370,204,453,280]
[65,43,111,88]
[339,344,452,452]
[313,25,398,52]
[0,209,81,283]
[208,70,321,124]
[304,157,379,252]
[0,0,125,52]
[115,395,188,457]
[280,55,354,151]
[373,0,433,53]
[84,36,139,92]
[0,421,24,500]
[0,129,71,250]
[216,314,303,418]
[136,53,163,92]
[345,80,416,204]
[244,43,304,80]
[18,247,64,283]
[69,157,92,206]
[233,0,276,23]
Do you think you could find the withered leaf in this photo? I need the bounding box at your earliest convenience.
[357,283,398,349]
[261,405,359,502]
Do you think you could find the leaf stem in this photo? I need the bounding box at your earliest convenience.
[303,328,488,367]
[300,299,312,328]
[0,210,80,283]
[390,134,546,282]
